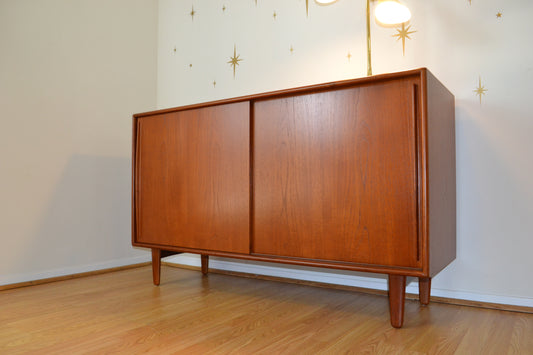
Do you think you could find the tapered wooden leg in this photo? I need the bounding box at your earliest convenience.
[388,274,406,328]
[201,255,209,275]
[418,277,431,305]
[151,249,161,286]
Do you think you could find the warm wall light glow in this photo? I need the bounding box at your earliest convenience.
[374,0,411,26]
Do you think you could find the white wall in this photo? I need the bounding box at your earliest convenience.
[0,0,158,284]
[157,0,533,307]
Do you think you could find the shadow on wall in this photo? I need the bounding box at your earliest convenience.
[434,98,533,298]
[13,154,136,277]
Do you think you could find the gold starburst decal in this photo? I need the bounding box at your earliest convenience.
[273,11,277,19]
[190,6,196,20]
[347,52,352,61]
[473,76,487,104]
[496,11,503,19]
[222,5,226,12]
[213,80,217,88]
[228,44,243,79]
[290,45,294,54]
[392,23,416,56]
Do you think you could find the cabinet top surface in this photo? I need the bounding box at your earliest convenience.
[134,68,435,119]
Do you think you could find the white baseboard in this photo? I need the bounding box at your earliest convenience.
[165,253,533,309]
[0,255,151,286]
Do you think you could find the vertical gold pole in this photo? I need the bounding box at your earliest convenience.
[366,0,372,76]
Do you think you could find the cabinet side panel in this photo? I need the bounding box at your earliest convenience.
[132,117,139,246]
[134,102,250,254]
[426,70,457,276]
[253,78,420,268]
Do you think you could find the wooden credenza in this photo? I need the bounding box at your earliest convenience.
[132,68,456,328]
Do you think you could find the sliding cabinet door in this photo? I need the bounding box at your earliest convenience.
[253,78,420,268]
[134,102,250,254]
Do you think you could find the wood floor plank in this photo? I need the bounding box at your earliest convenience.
[509,314,533,355]
[1,265,533,354]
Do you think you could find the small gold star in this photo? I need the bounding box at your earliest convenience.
[347,52,352,61]
[228,44,243,79]
[213,80,217,88]
[290,45,294,54]
[496,11,503,19]
[190,6,196,20]
[189,63,193,68]
[222,5,226,12]
[273,11,277,19]
[392,23,417,56]
[173,46,176,54]
[473,76,487,104]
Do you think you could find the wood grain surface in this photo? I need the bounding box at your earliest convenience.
[134,101,250,254]
[424,69,457,277]
[1,266,532,354]
[253,78,419,268]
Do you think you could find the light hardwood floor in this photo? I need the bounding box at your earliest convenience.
[1,265,532,354]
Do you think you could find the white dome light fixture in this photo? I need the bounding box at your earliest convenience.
[315,0,338,4]
[374,0,411,26]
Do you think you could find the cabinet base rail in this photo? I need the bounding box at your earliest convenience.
[150,248,431,328]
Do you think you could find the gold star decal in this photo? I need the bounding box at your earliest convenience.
[347,52,352,61]
[222,5,226,12]
[273,11,277,19]
[189,63,193,68]
[392,23,416,56]
[228,44,243,79]
[290,45,294,54]
[473,76,487,104]
[213,80,217,88]
[190,6,196,20]
[173,46,176,54]
[496,11,503,19]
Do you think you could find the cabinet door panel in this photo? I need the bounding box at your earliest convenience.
[135,102,249,253]
[253,79,419,267]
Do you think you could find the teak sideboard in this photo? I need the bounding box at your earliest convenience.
[132,68,456,328]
